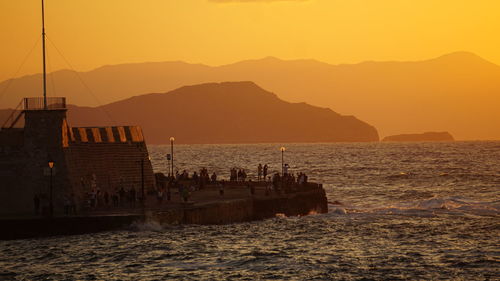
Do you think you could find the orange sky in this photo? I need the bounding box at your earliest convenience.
[0,0,499,82]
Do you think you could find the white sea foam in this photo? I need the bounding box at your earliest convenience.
[130,220,164,232]
[331,207,347,215]
[369,196,499,216]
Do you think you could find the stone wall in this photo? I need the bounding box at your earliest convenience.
[252,188,328,220]
[151,188,328,225]
[63,124,155,212]
[0,188,329,239]
[64,142,155,211]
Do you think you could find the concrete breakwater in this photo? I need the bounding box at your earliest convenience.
[0,188,327,240]
[151,188,328,225]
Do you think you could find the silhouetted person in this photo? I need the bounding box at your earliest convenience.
[90,189,97,208]
[237,169,242,181]
[104,191,109,206]
[241,169,247,181]
[219,180,225,196]
[130,187,136,207]
[248,180,255,196]
[119,187,126,206]
[265,181,272,196]
[192,171,199,184]
[157,189,163,204]
[33,194,40,215]
[263,164,268,180]
[63,195,70,215]
[211,172,217,183]
[112,192,119,207]
[167,180,173,201]
[182,187,189,202]
[70,193,76,215]
[230,168,237,181]
[257,164,263,181]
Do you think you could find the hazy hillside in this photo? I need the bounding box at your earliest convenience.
[1,52,499,140]
[65,82,379,144]
[382,132,454,142]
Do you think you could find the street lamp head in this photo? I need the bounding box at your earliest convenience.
[48,161,54,169]
[280,147,286,152]
[170,137,175,142]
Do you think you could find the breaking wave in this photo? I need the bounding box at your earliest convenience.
[366,196,499,216]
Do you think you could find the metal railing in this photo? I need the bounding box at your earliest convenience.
[23,97,66,110]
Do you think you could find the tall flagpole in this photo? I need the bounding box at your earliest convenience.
[42,0,47,109]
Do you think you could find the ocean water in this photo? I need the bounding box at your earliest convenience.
[1,142,499,280]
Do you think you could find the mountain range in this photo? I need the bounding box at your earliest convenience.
[65,82,379,144]
[1,52,499,140]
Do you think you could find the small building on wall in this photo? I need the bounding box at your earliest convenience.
[0,97,155,217]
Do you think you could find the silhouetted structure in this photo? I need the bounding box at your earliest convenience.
[0,97,154,217]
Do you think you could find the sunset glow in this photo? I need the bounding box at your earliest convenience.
[1,0,499,81]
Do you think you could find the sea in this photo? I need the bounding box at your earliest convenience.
[1,142,499,280]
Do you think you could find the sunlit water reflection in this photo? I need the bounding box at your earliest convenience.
[1,142,499,280]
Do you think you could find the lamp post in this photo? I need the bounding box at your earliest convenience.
[170,137,175,177]
[166,154,171,177]
[48,160,54,217]
[140,157,145,208]
[280,147,285,193]
[280,147,286,175]
[136,154,149,210]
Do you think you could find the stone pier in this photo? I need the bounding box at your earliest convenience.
[0,185,328,240]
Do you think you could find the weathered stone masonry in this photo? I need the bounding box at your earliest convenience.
[0,99,154,217]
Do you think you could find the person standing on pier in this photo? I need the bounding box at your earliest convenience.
[248,180,255,196]
[241,169,247,181]
[192,171,199,184]
[219,180,225,196]
[119,187,126,206]
[258,164,263,181]
[130,187,136,208]
[263,164,268,180]
[33,194,40,215]
[157,189,164,205]
[182,187,189,202]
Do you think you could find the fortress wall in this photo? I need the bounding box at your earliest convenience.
[0,110,72,217]
[0,129,24,147]
[0,151,33,216]
[0,110,155,217]
[63,125,155,211]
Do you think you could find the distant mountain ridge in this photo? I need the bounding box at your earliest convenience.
[64,81,379,144]
[1,52,499,140]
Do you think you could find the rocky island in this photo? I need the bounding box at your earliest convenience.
[382,132,454,142]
